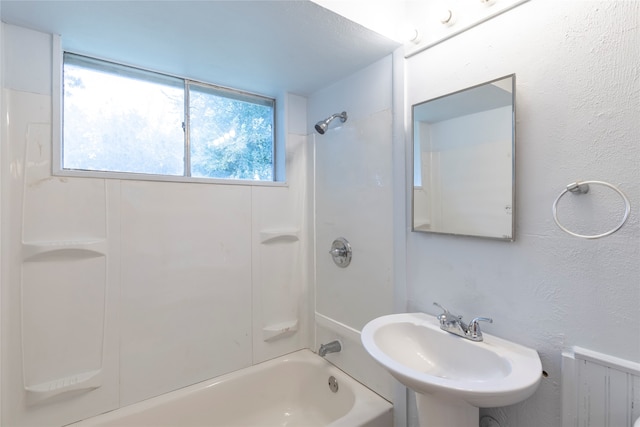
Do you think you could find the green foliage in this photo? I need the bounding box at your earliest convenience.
[190,88,274,181]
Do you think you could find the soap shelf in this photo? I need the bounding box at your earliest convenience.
[22,239,107,262]
[413,220,431,230]
[259,230,300,245]
[25,369,102,404]
[262,319,299,342]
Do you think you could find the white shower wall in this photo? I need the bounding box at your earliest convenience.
[1,23,312,426]
[309,55,396,401]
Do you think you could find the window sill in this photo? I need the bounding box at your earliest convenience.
[53,169,287,187]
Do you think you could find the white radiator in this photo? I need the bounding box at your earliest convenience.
[562,347,640,427]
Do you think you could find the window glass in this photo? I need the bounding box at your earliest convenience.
[62,53,276,182]
[189,83,274,181]
[63,55,185,175]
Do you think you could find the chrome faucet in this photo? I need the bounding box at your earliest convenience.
[318,340,342,357]
[433,302,493,342]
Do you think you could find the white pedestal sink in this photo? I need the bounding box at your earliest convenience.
[361,313,542,427]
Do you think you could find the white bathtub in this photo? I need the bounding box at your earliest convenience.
[70,349,392,427]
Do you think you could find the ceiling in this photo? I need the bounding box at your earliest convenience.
[1,0,400,97]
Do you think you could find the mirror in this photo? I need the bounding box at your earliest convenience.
[412,74,515,240]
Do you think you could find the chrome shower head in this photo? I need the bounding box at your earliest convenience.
[314,111,348,135]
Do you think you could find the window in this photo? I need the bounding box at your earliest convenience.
[62,53,275,182]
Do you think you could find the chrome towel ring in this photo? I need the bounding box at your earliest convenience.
[552,180,631,239]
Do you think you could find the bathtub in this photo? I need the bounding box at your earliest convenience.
[70,349,392,427]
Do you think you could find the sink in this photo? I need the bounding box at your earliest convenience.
[361,313,541,427]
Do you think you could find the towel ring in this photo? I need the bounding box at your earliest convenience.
[552,180,630,239]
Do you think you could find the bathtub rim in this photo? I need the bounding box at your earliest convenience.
[67,348,392,426]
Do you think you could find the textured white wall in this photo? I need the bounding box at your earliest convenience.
[405,1,639,426]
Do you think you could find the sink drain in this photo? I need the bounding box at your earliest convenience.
[328,376,339,393]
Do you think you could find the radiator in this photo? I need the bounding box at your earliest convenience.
[562,347,640,427]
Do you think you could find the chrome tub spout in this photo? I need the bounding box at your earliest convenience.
[318,340,342,357]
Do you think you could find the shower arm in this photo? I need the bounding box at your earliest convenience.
[331,112,347,123]
[314,111,348,135]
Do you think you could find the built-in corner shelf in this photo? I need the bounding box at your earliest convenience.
[413,221,431,231]
[259,230,300,245]
[25,369,102,404]
[22,239,107,262]
[262,319,299,342]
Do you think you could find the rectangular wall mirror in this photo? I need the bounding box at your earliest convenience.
[412,74,515,240]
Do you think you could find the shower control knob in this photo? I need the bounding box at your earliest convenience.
[329,237,352,268]
[329,248,346,257]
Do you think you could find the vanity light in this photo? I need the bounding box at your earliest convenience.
[397,26,422,44]
[406,28,422,44]
[439,9,454,25]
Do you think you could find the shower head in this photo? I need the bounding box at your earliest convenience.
[314,111,348,135]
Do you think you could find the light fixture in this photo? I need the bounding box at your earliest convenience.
[396,25,422,44]
[406,28,422,44]
[439,9,454,25]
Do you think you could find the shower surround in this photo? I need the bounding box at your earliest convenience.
[0,22,397,426]
[0,24,315,426]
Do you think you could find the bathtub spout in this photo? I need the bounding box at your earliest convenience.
[318,340,342,357]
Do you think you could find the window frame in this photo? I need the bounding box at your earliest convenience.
[53,46,283,187]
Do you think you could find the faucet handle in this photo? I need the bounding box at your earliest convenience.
[433,302,462,323]
[467,317,493,341]
[433,302,448,313]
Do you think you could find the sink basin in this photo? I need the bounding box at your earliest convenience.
[361,313,541,426]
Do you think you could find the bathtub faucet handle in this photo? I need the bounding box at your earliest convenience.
[318,340,342,357]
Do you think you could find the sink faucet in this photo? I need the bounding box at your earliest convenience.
[433,302,493,342]
[318,340,342,357]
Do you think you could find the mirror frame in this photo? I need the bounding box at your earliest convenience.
[411,74,516,241]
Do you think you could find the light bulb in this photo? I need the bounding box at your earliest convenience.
[397,26,421,44]
[439,9,453,25]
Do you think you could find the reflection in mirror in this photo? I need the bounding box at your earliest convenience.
[412,75,515,240]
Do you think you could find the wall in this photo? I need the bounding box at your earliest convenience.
[308,55,396,401]
[1,23,311,426]
[415,106,512,237]
[405,1,639,426]
[0,3,4,423]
